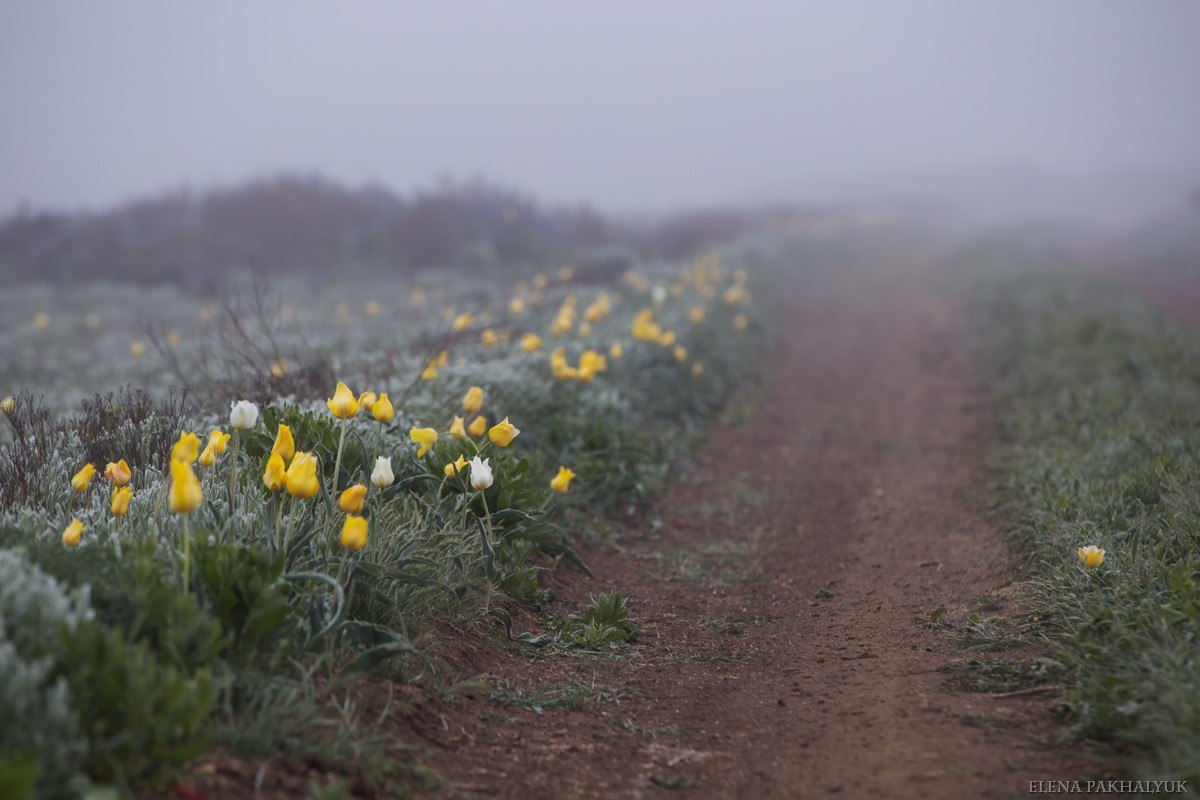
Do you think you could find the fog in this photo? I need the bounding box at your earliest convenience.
[2,1,1198,218]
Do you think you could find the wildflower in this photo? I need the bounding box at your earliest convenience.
[168,459,202,514]
[62,519,84,548]
[488,417,520,447]
[371,456,394,488]
[688,306,706,324]
[358,391,377,412]
[130,341,147,358]
[111,486,133,516]
[509,297,525,316]
[229,400,259,430]
[674,345,688,362]
[733,313,748,331]
[481,328,499,347]
[658,330,677,348]
[469,456,493,490]
[578,321,592,337]
[468,415,488,437]
[520,333,543,353]
[208,429,231,455]
[263,454,287,492]
[199,444,216,467]
[373,393,394,423]
[410,427,439,457]
[462,386,485,415]
[270,359,290,377]
[271,424,296,463]
[444,455,468,477]
[104,459,131,487]
[341,515,368,552]
[339,484,367,514]
[1078,545,1105,569]
[172,432,201,464]
[327,381,359,419]
[285,452,319,499]
[609,341,624,360]
[550,466,576,493]
[71,463,96,492]
[0,396,14,414]
[691,361,705,376]
[452,312,473,333]
[422,362,438,381]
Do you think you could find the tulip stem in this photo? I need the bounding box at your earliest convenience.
[181,515,191,599]
[228,430,240,513]
[332,419,347,493]
[272,493,283,550]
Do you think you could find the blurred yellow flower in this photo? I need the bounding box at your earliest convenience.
[558,266,574,282]
[444,455,468,477]
[357,391,377,412]
[509,297,526,316]
[0,396,14,414]
[130,341,148,358]
[327,381,359,419]
[168,459,202,514]
[733,313,748,331]
[468,415,488,437]
[452,312,474,333]
[450,416,467,440]
[550,466,576,493]
[285,452,319,499]
[104,459,131,487]
[1078,545,1105,569]
[674,345,688,362]
[62,519,84,548]
[462,386,485,415]
[410,427,439,457]
[481,328,499,347]
[172,432,201,464]
[208,429,231,455]
[111,486,133,516]
[365,300,381,317]
[691,361,705,376]
[71,463,96,492]
[33,312,50,329]
[166,330,182,349]
[198,444,216,467]
[688,306,705,324]
[373,393,394,423]
[520,333,543,353]
[609,341,624,360]
[341,515,368,552]
[422,362,438,381]
[263,454,287,492]
[339,484,367,514]
[658,330,676,348]
[532,274,549,290]
[489,417,520,447]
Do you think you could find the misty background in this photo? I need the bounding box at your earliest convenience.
[2,1,1198,222]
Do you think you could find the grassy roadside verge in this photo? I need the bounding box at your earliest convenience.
[974,244,1200,779]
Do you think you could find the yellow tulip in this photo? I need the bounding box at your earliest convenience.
[271,424,296,463]
[609,341,624,360]
[452,312,473,333]
[481,328,499,347]
[373,393,394,423]
[410,427,439,457]
[550,466,576,493]
[104,459,131,487]
[198,444,216,467]
[688,306,705,324]
[357,391,377,413]
[509,297,525,316]
[421,362,438,381]
[208,429,231,455]
[111,486,133,516]
[71,463,96,492]
[444,455,468,477]
[674,345,688,362]
[168,458,202,514]
[691,361,705,376]
[130,340,147,358]
[488,417,520,447]
[0,396,14,414]
[520,332,543,353]
[341,515,368,552]
[468,415,488,438]
[462,386,485,415]
[326,381,359,419]
[62,519,84,548]
[285,452,319,499]
[263,453,287,492]
[658,330,677,348]
[1078,545,1105,569]
[437,350,449,366]
[339,484,367,514]
[450,416,467,440]
[172,432,200,464]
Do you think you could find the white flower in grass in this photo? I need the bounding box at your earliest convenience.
[469,456,493,491]
[229,400,259,430]
[371,456,395,488]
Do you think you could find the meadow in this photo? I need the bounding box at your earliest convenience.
[0,237,764,799]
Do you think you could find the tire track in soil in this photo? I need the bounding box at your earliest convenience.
[425,261,1101,799]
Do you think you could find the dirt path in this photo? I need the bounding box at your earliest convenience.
[422,262,1097,798]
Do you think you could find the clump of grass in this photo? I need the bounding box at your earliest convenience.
[978,252,1200,779]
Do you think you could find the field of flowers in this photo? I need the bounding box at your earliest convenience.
[0,242,763,798]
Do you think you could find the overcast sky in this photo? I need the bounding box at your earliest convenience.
[1,1,1198,214]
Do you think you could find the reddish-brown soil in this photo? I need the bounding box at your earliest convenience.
[186,260,1105,799]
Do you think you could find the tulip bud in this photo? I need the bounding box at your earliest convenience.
[341,515,368,552]
[444,456,468,477]
[1078,545,1105,569]
[469,456,493,491]
[468,415,488,438]
[111,486,133,516]
[462,386,485,415]
[372,393,394,423]
[168,459,202,514]
[327,381,359,419]
[371,456,395,488]
[358,392,377,413]
[271,424,295,463]
[229,400,260,430]
[488,417,520,447]
[199,444,216,468]
[62,519,84,548]
[550,466,576,494]
[71,464,96,493]
[285,452,319,499]
[339,484,368,514]
[208,429,231,455]
[520,333,543,353]
[263,453,287,492]
[450,416,467,440]
[104,459,131,487]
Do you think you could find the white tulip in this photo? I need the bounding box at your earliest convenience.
[229,400,259,430]
[371,456,395,488]
[469,456,493,491]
